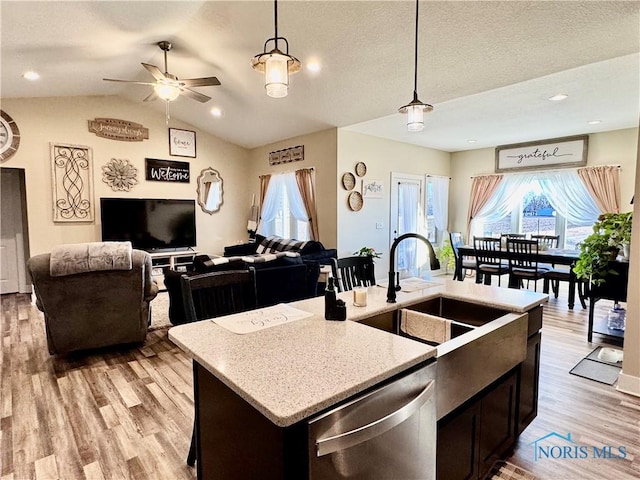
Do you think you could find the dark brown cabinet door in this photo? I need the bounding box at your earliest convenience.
[437,400,480,480]
[517,332,541,434]
[478,371,518,478]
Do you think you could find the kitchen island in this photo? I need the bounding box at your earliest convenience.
[169,279,547,480]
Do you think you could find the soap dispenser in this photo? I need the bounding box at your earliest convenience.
[325,277,346,321]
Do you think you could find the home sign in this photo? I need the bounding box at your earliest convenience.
[495,135,588,173]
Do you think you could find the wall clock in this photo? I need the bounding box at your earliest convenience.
[0,110,20,162]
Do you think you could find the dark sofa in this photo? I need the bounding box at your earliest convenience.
[164,253,321,325]
[224,234,337,265]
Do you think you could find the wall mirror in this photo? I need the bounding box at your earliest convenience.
[196,167,223,214]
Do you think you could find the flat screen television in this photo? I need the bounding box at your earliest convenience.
[100,198,196,251]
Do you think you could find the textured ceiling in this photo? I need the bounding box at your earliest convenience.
[2,1,639,151]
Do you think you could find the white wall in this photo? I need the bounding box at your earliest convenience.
[246,128,338,248]
[337,130,451,278]
[1,96,250,256]
[449,128,639,236]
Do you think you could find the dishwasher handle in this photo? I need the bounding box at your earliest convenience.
[315,379,434,457]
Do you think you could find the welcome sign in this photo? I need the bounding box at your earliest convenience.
[145,158,190,183]
[495,135,588,173]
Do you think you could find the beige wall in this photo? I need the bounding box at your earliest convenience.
[246,128,338,248]
[337,130,451,278]
[449,128,639,235]
[1,96,250,257]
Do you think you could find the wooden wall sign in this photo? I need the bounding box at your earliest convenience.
[88,118,149,142]
[268,145,304,166]
[145,158,190,183]
[495,135,588,173]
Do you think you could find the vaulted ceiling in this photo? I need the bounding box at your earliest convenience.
[2,1,639,151]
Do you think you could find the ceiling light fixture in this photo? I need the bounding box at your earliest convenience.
[154,81,181,102]
[399,0,433,132]
[588,120,602,125]
[210,107,223,117]
[251,0,301,98]
[548,93,568,102]
[23,71,40,81]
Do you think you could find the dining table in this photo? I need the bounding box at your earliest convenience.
[456,246,585,309]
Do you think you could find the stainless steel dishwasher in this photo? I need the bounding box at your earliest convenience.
[308,362,436,480]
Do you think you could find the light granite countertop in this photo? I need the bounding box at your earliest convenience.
[168,278,547,427]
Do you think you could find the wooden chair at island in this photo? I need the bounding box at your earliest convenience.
[181,269,258,467]
[331,256,376,292]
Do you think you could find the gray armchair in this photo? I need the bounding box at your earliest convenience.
[27,242,158,355]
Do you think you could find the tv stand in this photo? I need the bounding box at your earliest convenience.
[149,250,199,290]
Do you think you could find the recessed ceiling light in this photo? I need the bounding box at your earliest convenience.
[588,120,602,125]
[23,71,40,80]
[467,139,477,144]
[548,93,568,102]
[306,62,321,73]
[210,107,223,117]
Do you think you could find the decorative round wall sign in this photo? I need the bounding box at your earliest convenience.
[348,191,363,211]
[355,161,367,177]
[342,172,356,190]
[0,110,20,162]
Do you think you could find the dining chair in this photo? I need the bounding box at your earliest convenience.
[331,256,376,292]
[506,238,550,291]
[449,232,477,281]
[473,237,509,286]
[530,234,559,249]
[181,269,258,467]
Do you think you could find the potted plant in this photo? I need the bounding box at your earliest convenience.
[573,212,633,286]
[353,246,382,261]
[436,239,456,273]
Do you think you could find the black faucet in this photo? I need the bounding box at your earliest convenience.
[387,233,440,303]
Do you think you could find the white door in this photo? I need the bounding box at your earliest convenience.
[389,173,427,279]
[0,168,24,294]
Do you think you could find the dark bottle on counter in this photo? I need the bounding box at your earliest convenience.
[325,276,346,321]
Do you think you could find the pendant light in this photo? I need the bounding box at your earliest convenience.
[251,0,301,98]
[398,0,433,132]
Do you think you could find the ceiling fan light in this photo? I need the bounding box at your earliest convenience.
[154,83,180,101]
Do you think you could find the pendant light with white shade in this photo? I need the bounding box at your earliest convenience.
[398,0,433,131]
[251,0,301,98]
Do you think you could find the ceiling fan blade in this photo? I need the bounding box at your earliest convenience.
[181,88,211,103]
[143,90,159,102]
[142,63,166,81]
[103,78,156,86]
[180,77,221,87]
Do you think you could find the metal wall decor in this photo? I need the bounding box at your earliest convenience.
[102,158,138,191]
[51,143,94,222]
[269,145,304,165]
[88,118,149,142]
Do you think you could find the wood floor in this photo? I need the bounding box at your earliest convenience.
[1,285,638,480]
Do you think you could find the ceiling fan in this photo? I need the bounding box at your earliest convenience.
[103,41,220,103]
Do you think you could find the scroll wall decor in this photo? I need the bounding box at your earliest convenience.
[51,143,94,222]
[269,145,304,166]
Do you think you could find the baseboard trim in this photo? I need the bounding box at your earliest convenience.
[616,371,640,397]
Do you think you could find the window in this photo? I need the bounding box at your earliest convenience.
[257,172,310,241]
[473,172,599,248]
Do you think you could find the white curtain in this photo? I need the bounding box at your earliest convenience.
[257,174,285,236]
[470,173,537,236]
[430,175,450,233]
[282,172,309,223]
[537,170,600,226]
[398,181,420,273]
